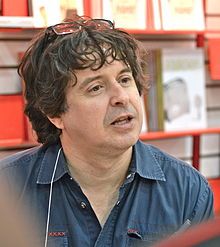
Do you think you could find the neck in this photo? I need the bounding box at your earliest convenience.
[63,145,133,191]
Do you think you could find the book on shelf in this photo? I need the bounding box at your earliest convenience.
[151,0,162,30]
[102,0,147,30]
[0,0,2,15]
[161,48,207,131]
[89,0,102,18]
[143,49,164,132]
[156,49,164,131]
[160,0,205,30]
[205,0,220,31]
[143,47,207,132]
[30,0,84,27]
[144,50,158,132]
[206,16,220,31]
[206,0,220,15]
[208,39,220,80]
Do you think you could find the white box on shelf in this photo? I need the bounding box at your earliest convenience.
[161,48,207,131]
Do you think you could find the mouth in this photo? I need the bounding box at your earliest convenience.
[111,115,134,126]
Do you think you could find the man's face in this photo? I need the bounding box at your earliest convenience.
[52,60,143,155]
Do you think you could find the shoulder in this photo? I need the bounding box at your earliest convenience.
[0,145,50,186]
[0,145,43,172]
[0,145,45,197]
[137,140,207,183]
[136,140,212,204]
[150,143,208,184]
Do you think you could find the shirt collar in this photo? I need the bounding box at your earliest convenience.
[130,140,166,181]
[37,140,166,184]
[37,142,69,184]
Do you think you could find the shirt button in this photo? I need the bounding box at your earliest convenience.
[70,177,73,180]
[80,201,87,209]
[126,173,132,179]
[116,200,120,206]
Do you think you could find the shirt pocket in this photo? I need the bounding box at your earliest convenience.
[125,226,176,247]
[126,233,165,247]
[46,235,68,247]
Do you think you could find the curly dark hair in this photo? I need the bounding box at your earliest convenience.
[18,16,149,145]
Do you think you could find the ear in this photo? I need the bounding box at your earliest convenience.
[47,116,64,129]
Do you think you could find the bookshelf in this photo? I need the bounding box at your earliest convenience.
[0,0,220,162]
[0,34,219,171]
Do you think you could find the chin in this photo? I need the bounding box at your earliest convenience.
[113,135,139,150]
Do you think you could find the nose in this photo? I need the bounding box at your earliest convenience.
[109,82,129,106]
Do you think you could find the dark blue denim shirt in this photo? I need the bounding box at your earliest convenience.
[0,140,214,247]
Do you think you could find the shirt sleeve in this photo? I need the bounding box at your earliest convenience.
[189,179,214,224]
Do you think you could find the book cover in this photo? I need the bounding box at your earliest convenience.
[102,0,147,30]
[205,0,220,30]
[206,0,220,15]
[144,49,164,132]
[0,0,2,15]
[206,16,220,30]
[152,0,162,30]
[31,0,84,27]
[88,0,102,18]
[59,0,84,20]
[161,48,207,131]
[160,0,205,30]
[143,50,158,132]
[155,49,164,131]
[208,39,220,80]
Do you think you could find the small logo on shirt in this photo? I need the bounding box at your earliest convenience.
[48,231,65,237]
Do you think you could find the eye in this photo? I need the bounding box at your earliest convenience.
[119,76,132,86]
[88,84,104,93]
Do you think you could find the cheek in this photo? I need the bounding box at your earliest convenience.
[131,93,143,112]
[133,96,144,124]
[71,103,105,126]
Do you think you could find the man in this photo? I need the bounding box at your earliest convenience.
[0,16,213,247]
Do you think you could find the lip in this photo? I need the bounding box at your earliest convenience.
[110,113,135,126]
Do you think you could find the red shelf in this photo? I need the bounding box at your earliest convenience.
[0,25,211,34]
[140,127,220,141]
[127,29,205,35]
[1,26,219,36]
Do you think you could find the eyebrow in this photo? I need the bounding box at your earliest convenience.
[79,67,132,89]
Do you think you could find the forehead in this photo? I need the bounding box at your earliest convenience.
[75,60,131,81]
